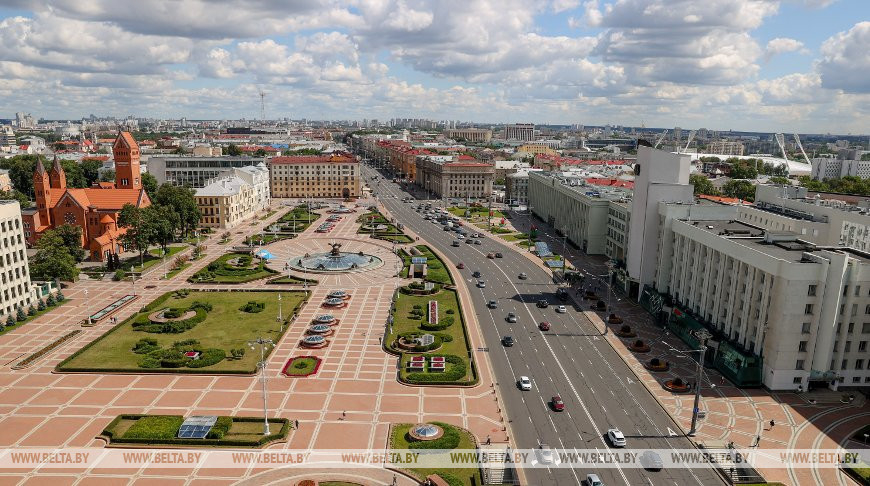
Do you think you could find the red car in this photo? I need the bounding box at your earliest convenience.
[457,262,465,269]
[538,321,551,331]
[551,395,565,411]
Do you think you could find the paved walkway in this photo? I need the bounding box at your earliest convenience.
[0,201,506,485]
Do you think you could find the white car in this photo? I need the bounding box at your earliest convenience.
[518,376,532,391]
[555,305,567,313]
[586,473,603,486]
[607,428,626,447]
[537,444,555,465]
[477,280,486,288]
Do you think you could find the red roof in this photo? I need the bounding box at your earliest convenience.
[457,154,477,161]
[82,156,110,162]
[269,153,356,165]
[63,188,150,210]
[585,178,634,189]
[698,194,753,206]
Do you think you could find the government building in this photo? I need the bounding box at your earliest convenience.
[267,153,360,199]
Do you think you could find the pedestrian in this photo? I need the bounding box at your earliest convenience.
[769,419,775,429]
[753,435,761,447]
[378,336,382,345]
[342,411,346,418]
[295,419,299,429]
[486,435,491,445]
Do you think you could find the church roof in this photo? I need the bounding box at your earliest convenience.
[63,188,150,211]
[100,214,114,223]
[51,155,62,173]
[35,157,46,175]
[114,131,139,150]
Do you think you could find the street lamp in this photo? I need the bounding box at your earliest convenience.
[162,247,168,280]
[248,337,275,435]
[276,293,283,332]
[666,329,713,437]
[85,289,91,325]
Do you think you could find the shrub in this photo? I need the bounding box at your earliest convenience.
[133,338,160,354]
[5,315,14,327]
[16,307,26,322]
[206,416,233,439]
[186,348,226,368]
[406,355,466,382]
[46,294,56,306]
[27,305,35,316]
[207,262,220,272]
[163,308,184,319]
[159,349,188,368]
[113,269,125,281]
[172,339,199,348]
[438,473,465,486]
[239,301,265,313]
[445,309,455,315]
[138,356,161,368]
[37,300,46,311]
[122,416,184,440]
[56,291,64,302]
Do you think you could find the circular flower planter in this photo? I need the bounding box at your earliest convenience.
[608,314,624,324]
[282,356,323,377]
[300,335,329,349]
[644,358,670,372]
[595,300,607,311]
[664,378,691,393]
[629,339,650,353]
[615,324,636,338]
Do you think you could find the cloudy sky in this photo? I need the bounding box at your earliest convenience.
[0,0,867,133]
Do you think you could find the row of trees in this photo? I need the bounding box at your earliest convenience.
[699,156,788,178]
[689,174,791,203]
[798,175,870,196]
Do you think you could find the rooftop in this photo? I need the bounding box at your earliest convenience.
[195,176,248,197]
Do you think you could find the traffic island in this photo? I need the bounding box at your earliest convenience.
[189,252,278,284]
[282,356,322,377]
[56,290,308,374]
[101,414,290,448]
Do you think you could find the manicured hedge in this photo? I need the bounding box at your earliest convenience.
[103,415,290,447]
[406,421,461,450]
[406,355,467,383]
[123,416,185,440]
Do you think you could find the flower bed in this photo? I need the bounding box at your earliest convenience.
[644,357,670,372]
[629,339,650,353]
[101,414,290,448]
[282,356,322,377]
[12,330,82,369]
[614,324,636,338]
[428,300,438,325]
[663,378,691,393]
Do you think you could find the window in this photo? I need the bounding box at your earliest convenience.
[842,359,848,370]
[850,322,856,333]
[793,377,803,384]
[802,322,811,334]
[853,377,862,383]
[857,359,865,370]
[795,360,805,370]
[805,304,814,315]
[861,341,868,352]
[798,341,808,352]
[808,285,817,296]
[846,341,852,352]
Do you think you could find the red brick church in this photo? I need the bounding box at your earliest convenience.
[22,132,151,261]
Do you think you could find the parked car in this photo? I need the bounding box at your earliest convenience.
[487,253,495,259]
[495,252,503,258]
[607,428,626,447]
[506,312,517,323]
[551,395,564,411]
[518,376,532,391]
[556,305,567,313]
[538,321,550,331]
[452,241,460,247]
[474,240,482,245]
[502,336,514,347]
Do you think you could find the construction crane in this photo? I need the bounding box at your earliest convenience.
[654,130,667,149]
[793,133,811,165]
[681,130,696,153]
[258,89,266,121]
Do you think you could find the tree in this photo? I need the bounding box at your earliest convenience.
[54,224,86,262]
[142,172,159,198]
[118,203,153,267]
[0,190,31,208]
[146,204,179,253]
[80,159,104,186]
[254,148,267,157]
[768,176,791,185]
[722,180,757,202]
[226,144,241,156]
[727,159,758,179]
[153,184,200,237]
[37,299,45,311]
[0,155,40,197]
[99,169,115,182]
[689,174,721,196]
[30,230,79,282]
[16,306,26,322]
[4,315,13,327]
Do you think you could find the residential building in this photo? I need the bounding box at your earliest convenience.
[0,169,11,192]
[516,144,557,156]
[415,156,494,200]
[493,160,529,182]
[20,132,151,261]
[505,169,537,206]
[445,128,492,143]
[0,200,33,321]
[195,176,257,229]
[707,140,745,156]
[503,123,535,142]
[147,156,265,187]
[192,145,223,157]
[268,153,360,199]
[216,164,270,212]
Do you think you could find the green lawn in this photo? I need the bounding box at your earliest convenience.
[499,233,528,242]
[163,263,191,280]
[387,288,473,383]
[245,233,294,245]
[103,414,290,448]
[277,206,320,233]
[259,209,277,220]
[284,356,319,375]
[136,246,187,272]
[57,290,307,374]
[189,252,277,283]
[410,245,453,284]
[390,422,481,486]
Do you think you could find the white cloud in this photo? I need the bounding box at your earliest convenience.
[817,21,870,93]
[765,37,809,58]
[551,0,581,13]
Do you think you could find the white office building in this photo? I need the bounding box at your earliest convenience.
[147,156,265,187]
[811,151,870,180]
[0,201,34,321]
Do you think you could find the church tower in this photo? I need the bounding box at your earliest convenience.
[33,157,52,224]
[48,155,67,190]
[113,131,141,190]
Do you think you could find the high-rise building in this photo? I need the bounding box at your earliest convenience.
[0,200,34,321]
[707,140,745,156]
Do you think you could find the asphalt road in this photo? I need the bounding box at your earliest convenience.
[362,164,723,486]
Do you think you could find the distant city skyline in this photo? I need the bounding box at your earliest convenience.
[0,1,867,133]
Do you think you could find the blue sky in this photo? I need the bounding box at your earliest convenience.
[0,0,867,133]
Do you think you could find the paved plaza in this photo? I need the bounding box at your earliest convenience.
[0,202,506,485]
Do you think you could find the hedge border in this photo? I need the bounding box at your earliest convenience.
[101,414,291,448]
[55,289,311,375]
[13,330,82,369]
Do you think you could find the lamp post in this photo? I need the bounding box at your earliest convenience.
[277,293,283,332]
[248,337,275,435]
[666,329,713,437]
[162,247,168,280]
[85,289,91,325]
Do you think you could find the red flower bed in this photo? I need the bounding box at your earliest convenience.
[281,355,322,377]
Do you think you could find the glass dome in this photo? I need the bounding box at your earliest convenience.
[323,298,344,306]
[302,335,325,344]
[414,424,440,438]
[328,290,348,299]
[315,314,335,323]
[309,324,331,334]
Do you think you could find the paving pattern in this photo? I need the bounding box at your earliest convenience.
[0,202,505,485]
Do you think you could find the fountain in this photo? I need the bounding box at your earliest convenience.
[288,242,382,273]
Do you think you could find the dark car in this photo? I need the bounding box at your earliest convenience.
[557,288,569,301]
[457,262,465,269]
[495,252,503,258]
[472,271,482,278]
[536,299,549,308]
[487,300,498,309]
[502,336,515,347]
[538,321,551,331]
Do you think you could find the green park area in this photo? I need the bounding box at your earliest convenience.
[390,422,482,486]
[57,290,307,374]
[448,206,504,220]
[102,414,290,448]
[189,252,277,283]
[357,208,413,243]
[386,286,476,385]
[399,245,452,285]
[277,205,320,233]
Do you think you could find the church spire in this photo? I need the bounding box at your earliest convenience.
[35,157,46,174]
[48,154,67,190]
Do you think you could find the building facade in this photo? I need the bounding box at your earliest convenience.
[811,152,870,180]
[195,176,257,229]
[147,156,265,187]
[20,133,151,261]
[268,153,360,199]
[415,157,494,200]
[216,164,270,212]
[707,141,745,156]
[0,201,33,322]
[503,123,535,142]
[445,128,492,143]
